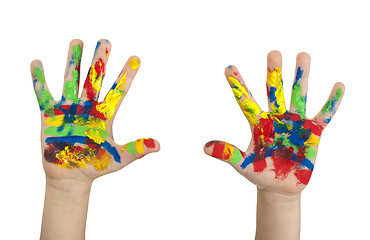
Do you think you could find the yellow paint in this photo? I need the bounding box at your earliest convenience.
[55,146,88,169]
[96,71,127,120]
[121,145,126,153]
[222,143,234,160]
[267,67,286,114]
[55,145,111,171]
[44,115,107,131]
[135,139,145,154]
[85,129,105,144]
[228,76,261,125]
[129,58,141,70]
[304,133,320,146]
[88,150,111,171]
[89,65,102,92]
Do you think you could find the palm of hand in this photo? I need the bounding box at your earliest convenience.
[32,40,158,180]
[205,52,344,194]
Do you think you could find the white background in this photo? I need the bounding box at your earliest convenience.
[1,0,368,239]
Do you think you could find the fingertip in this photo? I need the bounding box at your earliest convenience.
[296,52,311,64]
[267,50,282,71]
[267,50,282,60]
[151,139,161,152]
[30,59,42,69]
[334,82,345,92]
[128,55,141,71]
[96,39,112,55]
[224,65,240,78]
[70,39,84,47]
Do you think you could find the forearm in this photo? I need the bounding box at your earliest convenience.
[41,177,92,240]
[255,189,301,240]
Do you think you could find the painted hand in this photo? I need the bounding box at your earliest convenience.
[204,51,344,194]
[31,39,160,180]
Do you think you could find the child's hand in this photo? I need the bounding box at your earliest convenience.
[204,51,344,195]
[32,39,160,182]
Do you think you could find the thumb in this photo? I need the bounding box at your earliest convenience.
[120,138,160,166]
[204,140,245,165]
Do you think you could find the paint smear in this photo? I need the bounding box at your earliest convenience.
[267,67,286,115]
[122,138,156,155]
[129,58,141,70]
[211,142,243,164]
[228,76,261,125]
[291,66,306,119]
[227,112,322,185]
[33,66,55,116]
[96,72,127,120]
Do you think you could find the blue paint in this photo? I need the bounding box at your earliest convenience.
[94,41,101,55]
[241,153,256,169]
[300,158,314,170]
[293,66,304,87]
[227,65,233,69]
[45,136,121,163]
[269,87,277,103]
[111,82,117,90]
[291,153,314,170]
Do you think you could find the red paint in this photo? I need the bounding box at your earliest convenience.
[84,77,95,100]
[52,103,107,120]
[212,142,226,159]
[294,169,312,185]
[83,58,105,101]
[278,112,301,122]
[271,154,297,181]
[254,118,275,146]
[253,159,267,172]
[233,72,238,76]
[303,119,323,136]
[143,138,155,148]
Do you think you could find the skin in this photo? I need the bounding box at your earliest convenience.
[204,51,345,240]
[31,39,160,240]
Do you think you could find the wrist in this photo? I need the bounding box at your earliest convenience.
[257,188,301,205]
[41,177,92,240]
[255,188,301,240]
[45,176,93,196]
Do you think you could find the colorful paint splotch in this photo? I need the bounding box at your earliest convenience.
[267,67,286,115]
[122,138,155,155]
[291,67,307,119]
[215,66,325,185]
[129,57,141,70]
[228,75,261,125]
[209,141,246,164]
[32,42,153,171]
[64,45,82,104]
[321,87,342,123]
[96,71,127,121]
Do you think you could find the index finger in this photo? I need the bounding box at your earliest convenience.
[225,65,263,125]
[96,56,141,121]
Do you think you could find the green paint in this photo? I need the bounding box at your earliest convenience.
[291,83,306,119]
[34,66,45,84]
[72,45,82,66]
[127,142,136,155]
[305,147,317,159]
[322,99,333,115]
[64,69,79,103]
[334,87,342,101]
[229,148,242,164]
[34,66,54,115]
[44,126,108,139]
[274,136,299,152]
[63,45,82,104]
